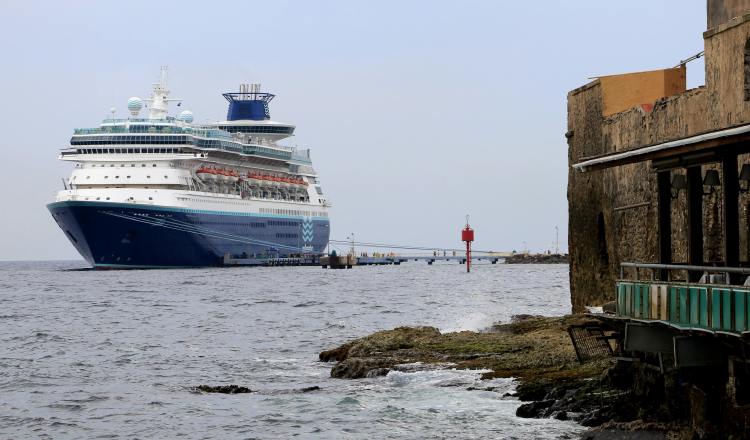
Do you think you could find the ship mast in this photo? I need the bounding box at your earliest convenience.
[146,66,181,120]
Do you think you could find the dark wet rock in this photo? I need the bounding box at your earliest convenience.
[580,409,609,427]
[365,368,390,378]
[330,358,394,379]
[299,386,320,393]
[319,343,352,362]
[580,429,667,440]
[554,410,569,421]
[194,385,252,394]
[580,421,671,439]
[466,386,497,392]
[392,362,454,373]
[516,399,555,418]
[515,379,554,401]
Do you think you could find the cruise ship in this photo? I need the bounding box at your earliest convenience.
[48,68,331,268]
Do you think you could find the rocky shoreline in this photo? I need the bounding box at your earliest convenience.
[319,315,694,439]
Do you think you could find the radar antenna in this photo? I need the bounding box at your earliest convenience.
[143,66,182,120]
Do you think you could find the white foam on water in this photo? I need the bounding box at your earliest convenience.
[384,368,515,394]
[439,312,499,333]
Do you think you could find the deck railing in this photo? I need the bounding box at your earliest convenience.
[616,262,750,334]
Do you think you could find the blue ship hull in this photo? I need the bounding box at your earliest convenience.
[47,201,330,268]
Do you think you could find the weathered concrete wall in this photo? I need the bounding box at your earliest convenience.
[567,85,710,311]
[567,81,611,312]
[708,0,750,30]
[705,16,750,129]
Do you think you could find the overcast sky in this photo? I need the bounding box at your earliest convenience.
[0,1,706,261]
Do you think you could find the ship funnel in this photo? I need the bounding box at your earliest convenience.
[222,83,275,121]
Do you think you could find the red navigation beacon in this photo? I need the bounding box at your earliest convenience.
[462,216,474,273]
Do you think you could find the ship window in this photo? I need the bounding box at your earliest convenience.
[146,175,150,178]
[148,197,153,200]
[104,176,108,178]
[164,175,168,179]
[106,197,110,200]
[86,176,90,179]
[115,176,119,178]
[131,164,135,167]
[142,164,146,167]
[152,164,156,167]
[127,176,131,178]
[110,164,114,167]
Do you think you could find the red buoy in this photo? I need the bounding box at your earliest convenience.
[462,216,474,273]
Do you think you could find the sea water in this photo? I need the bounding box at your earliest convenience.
[0,261,582,439]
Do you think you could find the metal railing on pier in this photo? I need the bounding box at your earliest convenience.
[615,261,750,334]
[620,261,750,283]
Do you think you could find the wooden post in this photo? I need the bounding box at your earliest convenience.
[723,155,740,283]
[657,171,672,281]
[687,166,704,282]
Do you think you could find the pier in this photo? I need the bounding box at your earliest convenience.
[222,253,511,268]
[355,255,505,266]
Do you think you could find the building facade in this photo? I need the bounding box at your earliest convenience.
[568,1,750,311]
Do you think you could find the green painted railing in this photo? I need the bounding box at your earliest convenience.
[616,280,750,333]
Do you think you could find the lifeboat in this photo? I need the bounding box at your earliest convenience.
[196,167,217,182]
[216,169,231,183]
[279,177,290,190]
[256,174,270,187]
[247,172,262,185]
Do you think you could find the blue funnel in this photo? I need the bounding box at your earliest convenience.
[222,85,275,121]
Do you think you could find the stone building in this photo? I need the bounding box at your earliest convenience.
[568,0,750,312]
